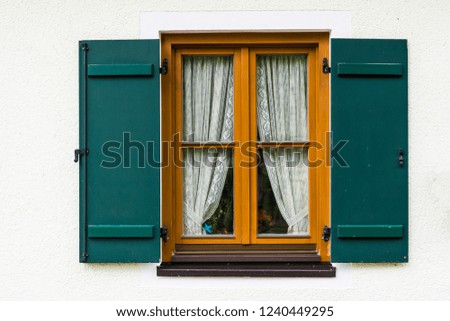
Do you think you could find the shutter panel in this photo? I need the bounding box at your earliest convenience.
[78,40,160,263]
[331,39,408,263]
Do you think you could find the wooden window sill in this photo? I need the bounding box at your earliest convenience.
[170,252,321,263]
[157,262,336,277]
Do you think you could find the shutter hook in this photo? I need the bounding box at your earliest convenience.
[74,148,89,162]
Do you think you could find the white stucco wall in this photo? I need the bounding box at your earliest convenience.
[1,0,450,300]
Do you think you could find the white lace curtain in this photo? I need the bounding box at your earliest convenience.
[182,56,234,236]
[257,55,309,234]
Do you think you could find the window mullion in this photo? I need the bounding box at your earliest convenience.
[238,46,251,245]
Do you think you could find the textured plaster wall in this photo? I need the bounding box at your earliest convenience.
[1,0,450,300]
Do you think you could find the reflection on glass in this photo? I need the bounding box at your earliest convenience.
[258,151,288,234]
[183,149,234,236]
[257,148,309,236]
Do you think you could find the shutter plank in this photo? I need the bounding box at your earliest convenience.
[88,64,154,77]
[88,225,155,238]
[337,225,403,238]
[337,63,403,76]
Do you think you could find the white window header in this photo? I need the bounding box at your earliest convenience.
[140,11,351,39]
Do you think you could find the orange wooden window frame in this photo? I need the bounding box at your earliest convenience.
[161,32,330,262]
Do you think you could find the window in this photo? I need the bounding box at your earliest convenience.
[160,33,331,270]
[78,35,408,273]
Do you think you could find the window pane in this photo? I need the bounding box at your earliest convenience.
[257,148,308,236]
[256,54,308,142]
[183,56,234,142]
[183,149,234,236]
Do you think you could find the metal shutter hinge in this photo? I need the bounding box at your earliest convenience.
[398,148,405,167]
[74,148,89,162]
[81,252,89,262]
[322,225,331,242]
[160,225,169,242]
[159,59,168,75]
[322,58,331,74]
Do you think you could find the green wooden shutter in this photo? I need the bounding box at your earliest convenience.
[331,39,408,263]
[78,40,160,263]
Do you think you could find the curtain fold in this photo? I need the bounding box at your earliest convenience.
[182,56,234,236]
[257,55,309,234]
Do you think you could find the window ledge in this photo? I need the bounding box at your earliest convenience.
[157,262,336,277]
[171,252,321,263]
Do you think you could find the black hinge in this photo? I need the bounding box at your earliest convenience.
[398,148,405,167]
[322,58,331,74]
[160,225,168,242]
[74,148,89,162]
[159,58,168,75]
[322,225,331,242]
[81,252,89,262]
